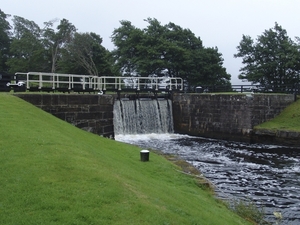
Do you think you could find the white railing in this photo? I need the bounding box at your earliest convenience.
[15,72,184,92]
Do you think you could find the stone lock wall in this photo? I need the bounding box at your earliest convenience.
[172,93,295,142]
[15,94,114,138]
[15,93,296,144]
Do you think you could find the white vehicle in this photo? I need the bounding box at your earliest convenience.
[6,81,26,87]
[158,77,170,89]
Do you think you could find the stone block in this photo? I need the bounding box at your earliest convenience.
[16,94,43,106]
[77,112,100,120]
[57,95,68,106]
[172,93,294,142]
[99,95,114,105]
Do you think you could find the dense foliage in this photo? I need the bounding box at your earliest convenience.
[111,18,231,89]
[0,9,232,89]
[0,10,11,72]
[2,9,300,89]
[234,23,300,90]
[0,9,113,76]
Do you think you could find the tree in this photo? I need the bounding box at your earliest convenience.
[2,13,115,76]
[137,18,168,76]
[111,20,144,76]
[6,16,47,73]
[63,32,113,76]
[0,9,11,72]
[111,18,231,89]
[234,23,300,89]
[188,47,231,87]
[42,19,76,73]
[161,22,230,88]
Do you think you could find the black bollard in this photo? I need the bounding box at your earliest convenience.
[140,150,150,162]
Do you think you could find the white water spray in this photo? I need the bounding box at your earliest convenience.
[113,99,174,135]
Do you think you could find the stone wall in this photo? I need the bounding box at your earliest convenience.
[15,93,297,145]
[15,94,114,138]
[172,93,295,142]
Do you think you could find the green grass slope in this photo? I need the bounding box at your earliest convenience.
[0,94,250,225]
[255,98,300,131]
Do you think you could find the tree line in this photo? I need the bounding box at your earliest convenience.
[1,9,300,91]
[235,22,300,90]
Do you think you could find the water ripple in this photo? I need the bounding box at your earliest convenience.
[115,134,300,225]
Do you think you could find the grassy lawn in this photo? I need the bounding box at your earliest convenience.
[0,93,251,225]
[255,97,300,132]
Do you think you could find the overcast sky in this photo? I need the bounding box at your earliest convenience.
[2,0,300,84]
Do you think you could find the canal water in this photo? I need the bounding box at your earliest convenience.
[113,99,300,224]
[115,133,300,225]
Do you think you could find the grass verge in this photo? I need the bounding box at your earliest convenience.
[0,93,252,225]
[255,97,300,132]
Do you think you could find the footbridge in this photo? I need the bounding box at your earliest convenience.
[12,72,183,95]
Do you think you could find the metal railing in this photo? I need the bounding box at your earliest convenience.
[193,84,300,95]
[11,72,300,95]
[15,72,184,92]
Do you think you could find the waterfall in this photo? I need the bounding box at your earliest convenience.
[113,98,174,135]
